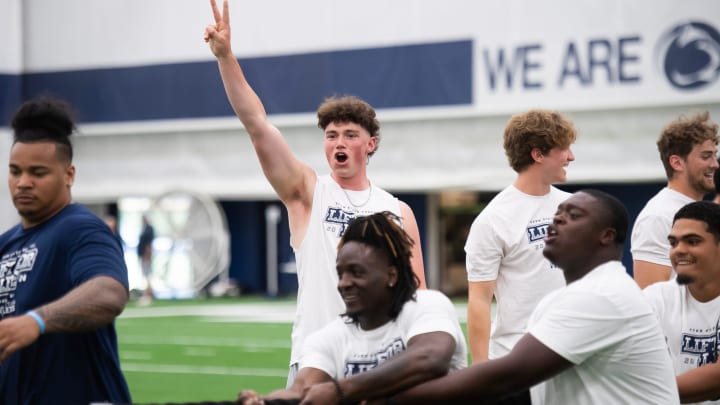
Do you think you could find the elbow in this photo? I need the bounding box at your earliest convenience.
[98,278,130,319]
[412,350,453,380]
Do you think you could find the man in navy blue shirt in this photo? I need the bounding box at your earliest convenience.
[0,96,131,404]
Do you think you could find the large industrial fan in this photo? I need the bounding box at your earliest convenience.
[147,190,231,298]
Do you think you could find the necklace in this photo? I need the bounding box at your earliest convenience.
[342,182,373,208]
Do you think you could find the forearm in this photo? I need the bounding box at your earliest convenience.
[215,53,268,133]
[340,343,452,402]
[678,363,720,403]
[466,288,493,362]
[386,360,507,404]
[35,276,128,333]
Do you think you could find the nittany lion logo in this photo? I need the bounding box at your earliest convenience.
[655,21,720,90]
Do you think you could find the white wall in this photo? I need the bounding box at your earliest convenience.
[0,0,22,74]
[4,0,720,201]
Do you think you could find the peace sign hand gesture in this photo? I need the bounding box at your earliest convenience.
[204,0,232,58]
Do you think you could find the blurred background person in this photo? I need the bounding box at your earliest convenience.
[137,214,155,305]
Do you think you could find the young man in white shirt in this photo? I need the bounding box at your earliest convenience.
[644,201,720,404]
[632,112,719,289]
[464,109,576,404]
[204,0,427,385]
[381,190,679,405]
[238,212,466,405]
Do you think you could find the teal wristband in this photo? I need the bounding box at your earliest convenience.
[26,310,45,334]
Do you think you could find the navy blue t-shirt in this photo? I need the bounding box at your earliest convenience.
[0,204,131,404]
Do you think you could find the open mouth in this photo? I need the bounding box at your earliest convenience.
[336,153,348,163]
[545,227,558,243]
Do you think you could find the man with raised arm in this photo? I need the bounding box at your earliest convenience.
[204,0,426,385]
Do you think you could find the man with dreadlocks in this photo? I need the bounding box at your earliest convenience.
[239,211,466,405]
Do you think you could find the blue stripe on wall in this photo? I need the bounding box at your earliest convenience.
[1,74,22,125]
[1,40,472,124]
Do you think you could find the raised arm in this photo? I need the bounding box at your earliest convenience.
[0,275,128,362]
[204,0,315,207]
[300,331,456,404]
[399,201,426,289]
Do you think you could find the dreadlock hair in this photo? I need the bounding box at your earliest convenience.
[337,211,419,323]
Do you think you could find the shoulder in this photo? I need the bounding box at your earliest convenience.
[0,224,22,243]
[49,206,119,249]
[372,183,400,205]
[406,290,456,316]
[467,187,519,231]
[415,289,453,305]
[639,188,688,215]
[55,205,107,231]
[549,186,572,200]
[307,317,350,343]
[643,280,680,302]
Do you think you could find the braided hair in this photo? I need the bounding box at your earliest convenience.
[337,211,419,323]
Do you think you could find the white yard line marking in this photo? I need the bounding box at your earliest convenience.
[119,335,290,348]
[121,363,287,377]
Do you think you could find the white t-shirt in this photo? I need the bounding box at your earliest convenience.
[465,185,567,358]
[299,290,467,378]
[528,261,679,405]
[291,174,401,365]
[631,187,695,270]
[644,281,720,405]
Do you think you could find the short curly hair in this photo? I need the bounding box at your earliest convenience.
[503,109,577,173]
[317,96,381,157]
[657,111,719,179]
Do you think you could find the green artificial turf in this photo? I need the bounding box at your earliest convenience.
[117,296,471,403]
[117,316,292,403]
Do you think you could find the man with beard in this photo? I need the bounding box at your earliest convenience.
[644,201,720,404]
[632,112,719,289]
[372,190,678,405]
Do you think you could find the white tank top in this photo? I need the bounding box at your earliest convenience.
[290,174,401,365]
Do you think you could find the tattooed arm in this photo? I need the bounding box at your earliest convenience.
[0,276,128,362]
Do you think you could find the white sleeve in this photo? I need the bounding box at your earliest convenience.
[465,214,503,282]
[298,323,342,378]
[630,214,672,267]
[642,284,666,325]
[528,291,633,365]
[406,291,463,345]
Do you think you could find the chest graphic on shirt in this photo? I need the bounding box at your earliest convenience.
[525,217,559,269]
[324,207,359,238]
[526,218,552,244]
[0,244,38,317]
[344,337,406,377]
[679,319,719,367]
